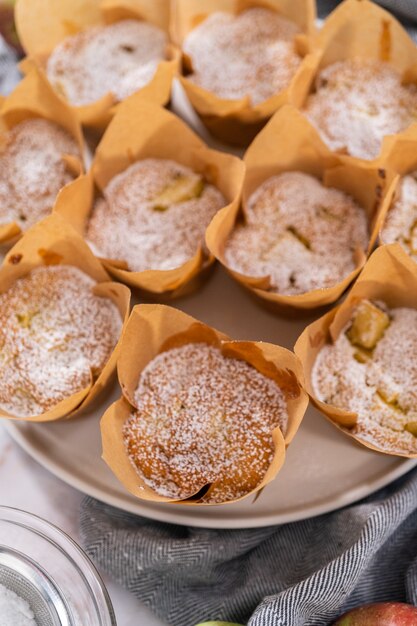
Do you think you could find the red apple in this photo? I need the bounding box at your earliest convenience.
[194,622,244,626]
[334,602,417,625]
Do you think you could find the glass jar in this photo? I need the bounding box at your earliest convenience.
[0,506,116,626]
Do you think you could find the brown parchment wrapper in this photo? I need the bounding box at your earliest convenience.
[295,0,417,164]
[170,0,317,146]
[0,213,130,423]
[54,97,245,298]
[0,65,85,248]
[374,125,417,248]
[101,304,308,505]
[15,0,180,132]
[294,243,417,457]
[206,105,394,314]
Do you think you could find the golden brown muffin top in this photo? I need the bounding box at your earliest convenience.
[87,158,225,272]
[0,265,122,417]
[0,118,80,231]
[312,300,417,455]
[123,342,288,503]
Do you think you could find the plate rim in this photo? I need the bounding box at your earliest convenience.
[4,420,417,529]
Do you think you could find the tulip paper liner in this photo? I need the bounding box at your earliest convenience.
[0,214,130,422]
[296,0,417,165]
[0,65,85,248]
[101,304,308,505]
[170,0,317,146]
[54,97,245,298]
[375,125,417,252]
[206,105,394,313]
[15,0,180,131]
[294,243,417,458]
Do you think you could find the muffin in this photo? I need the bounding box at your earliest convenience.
[123,342,288,503]
[0,265,122,418]
[54,98,244,295]
[182,8,302,105]
[15,0,179,130]
[171,0,315,145]
[101,304,308,504]
[86,158,226,272]
[0,118,81,231]
[206,105,391,312]
[223,171,369,295]
[380,170,417,259]
[312,298,417,456]
[46,19,168,107]
[303,59,417,161]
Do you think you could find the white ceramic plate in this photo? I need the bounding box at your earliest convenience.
[5,81,417,528]
[5,266,417,529]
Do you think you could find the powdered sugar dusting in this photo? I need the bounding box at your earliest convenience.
[0,118,80,231]
[304,59,417,160]
[123,343,288,503]
[312,302,417,455]
[87,159,225,272]
[0,265,122,417]
[0,583,37,626]
[46,20,167,106]
[224,172,368,295]
[183,8,301,104]
[380,171,417,259]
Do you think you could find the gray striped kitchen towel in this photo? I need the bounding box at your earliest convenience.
[80,467,417,626]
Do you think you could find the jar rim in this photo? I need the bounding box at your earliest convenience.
[0,505,116,626]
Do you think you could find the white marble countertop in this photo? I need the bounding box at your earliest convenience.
[0,422,166,626]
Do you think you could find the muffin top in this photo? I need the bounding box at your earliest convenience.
[224,171,368,295]
[123,342,288,503]
[182,8,302,104]
[380,170,417,259]
[0,265,122,417]
[46,19,167,106]
[312,299,417,455]
[87,158,225,272]
[303,58,417,160]
[0,118,80,231]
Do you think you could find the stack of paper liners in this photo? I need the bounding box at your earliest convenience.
[294,243,417,458]
[54,97,245,299]
[0,65,84,247]
[171,0,316,146]
[297,0,417,164]
[0,214,130,423]
[206,105,393,314]
[15,0,180,131]
[101,304,308,505]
